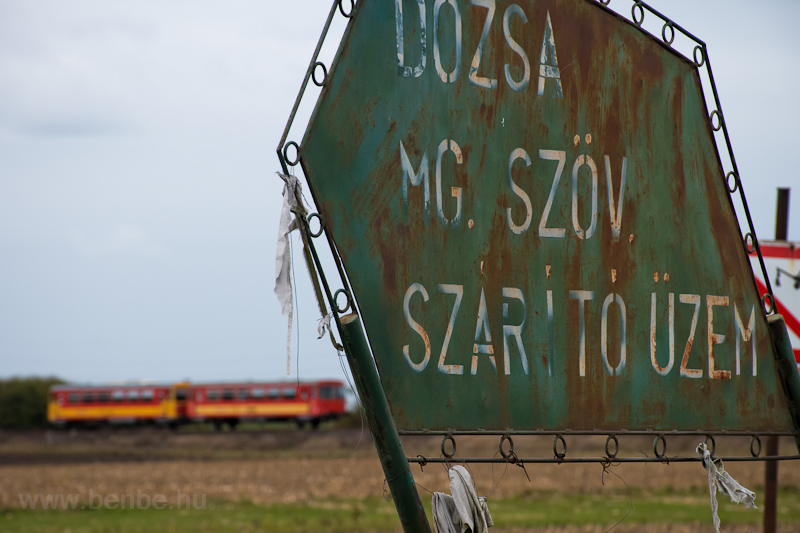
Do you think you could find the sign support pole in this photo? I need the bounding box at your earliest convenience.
[767,315,800,453]
[339,312,431,532]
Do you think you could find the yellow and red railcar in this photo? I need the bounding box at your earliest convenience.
[186,380,346,429]
[47,382,189,427]
[47,380,345,429]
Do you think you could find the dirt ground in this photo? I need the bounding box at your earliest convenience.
[0,428,798,531]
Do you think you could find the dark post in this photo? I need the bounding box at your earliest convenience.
[765,187,790,533]
[764,435,778,533]
[775,188,790,241]
[338,313,431,532]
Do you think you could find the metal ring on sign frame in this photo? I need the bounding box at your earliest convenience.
[499,435,514,460]
[744,233,756,254]
[726,172,738,194]
[661,22,675,45]
[338,0,354,18]
[334,289,352,314]
[441,435,457,459]
[761,293,775,315]
[311,62,328,87]
[283,141,300,167]
[750,436,762,458]
[705,435,716,457]
[710,110,723,131]
[653,435,667,459]
[605,435,619,459]
[693,45,705,67]
[307,213,324,238]
[632,2,644,27]
[553,434,567,458]
[599,0,610,5]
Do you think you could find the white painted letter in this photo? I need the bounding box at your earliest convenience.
[507,148,532,234]
[537,11,563,97]
[435,139,464,228]
[438,284,464,374]
[400,141,430,224]
[707,295,731,379]
[468,0,497,89]
[539,149,566,238]
[570,290,594,377]
[472,287,496,374]
[402,283,431,371]
[604,155,627,241]
[601,293,626,376]
[395,0,426,77]
[502,287,528,375]
[650,292,675,376]
[571,154,599,239]
[734,304,757,376]
[679,294,703,378]
[434,0,463,83]
[547,289,554,377]
[503,4,530,92]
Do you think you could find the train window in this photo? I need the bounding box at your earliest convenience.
[83,393,94,403]
[207,390,220,401]
[336,386,345,399]
[268,389,280,400]
[237,389,249,400]
[127,390,139,402]
[98,392,109,403]
[283,389,296,400]
[252,389,265,399]
[222,389,234,401]
[195,391,203,402]
[142,390,154,402]
[68,393,79,404]
[112,390,124,402]
[176,389,187,401]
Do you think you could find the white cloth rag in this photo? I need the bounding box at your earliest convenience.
[432,465,493,533]
[317,314,333,339]
[274,173,304,375]
[696,442,756,533]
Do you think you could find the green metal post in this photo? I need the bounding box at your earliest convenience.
[767,314,800,453]
[338,312,431,532]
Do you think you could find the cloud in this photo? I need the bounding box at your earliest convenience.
[70,224,159,255]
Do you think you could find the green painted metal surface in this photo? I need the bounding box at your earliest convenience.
[300,0,795,434]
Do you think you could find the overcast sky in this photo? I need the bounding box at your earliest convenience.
[1,0,798,385]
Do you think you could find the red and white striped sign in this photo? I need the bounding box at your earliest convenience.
[750,241,800,371]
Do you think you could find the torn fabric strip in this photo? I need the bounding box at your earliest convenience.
[317,313,333,339]
[696,442,756,533]
[274,173,305,375]
[431,465,493,533]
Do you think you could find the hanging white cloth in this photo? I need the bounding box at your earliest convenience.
[317,313,333,339]
[696,442,756,533]
[274,173,305,375]
[431,465,493,533]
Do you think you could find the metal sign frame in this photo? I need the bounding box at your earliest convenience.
[277,1,800,529]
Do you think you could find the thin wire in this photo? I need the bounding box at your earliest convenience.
[289,232,300,389]
[333,350,365,459]
[414,482,435,496]
[487,451,510,500]
[601,463,632,533]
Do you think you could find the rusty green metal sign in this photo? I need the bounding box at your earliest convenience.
[299,0,794,434]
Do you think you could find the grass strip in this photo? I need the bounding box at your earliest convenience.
[2,488,799,532]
